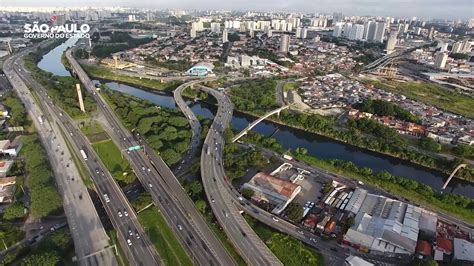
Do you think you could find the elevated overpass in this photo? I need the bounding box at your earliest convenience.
[232,105,291,142]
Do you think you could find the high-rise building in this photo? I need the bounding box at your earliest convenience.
[451,41,463,53]
[222,28,228,43]
[301,28,308,39]
[211,22,221,33]
[280,34,290,53]
[190,28,196,38]
[343,23,353,38]
[461,39,471,52]
[349,24,364,40]
[333,12,343,23]
[374,22,386,43]
[363,21,374,40]
[386,31,398,53]
[296,27,302,38]
[333,24,343,37]
[435,52,448,69]
[428,27,435,39]
[367,22,377,41]
[438,42,448,52]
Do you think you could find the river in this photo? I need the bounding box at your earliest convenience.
[38,44,474,198]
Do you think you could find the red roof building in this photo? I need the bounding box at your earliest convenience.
[416,240,433,256]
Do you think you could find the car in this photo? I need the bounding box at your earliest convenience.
[136,232,140,239]
[148,183,153,188]
[271,216,279,222]
[127,239,132,246]
[141,166,146,171]
[123,137,126,141]
[147,168,151,172]
[118,211,123,217]
[297,229,304,235]
[310,237,317,243]
[330,247,338,252]
[124,211,129,217]
[128,229,133,236]
[101,171,105,177]
[104,194,110,203]
[210,197,215,203]
[95,168,100,174]
[177,225,183,231]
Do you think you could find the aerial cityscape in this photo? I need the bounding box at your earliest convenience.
[0,1,473,266]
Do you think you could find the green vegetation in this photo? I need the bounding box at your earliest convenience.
[23,46,96,119]
[449,53,469,60]
[230,79,278,115]
[2,202,26,220]
[283,82,297,92]
[367,80,474,119]
[453,144,474,159]
[354,99,421,123]
[284,202,304,222]
[0,225,25,248]
[92,139,137,185]
[80,120,109,143]
[137,209,193,266]
[22,135,62,218]
[242,131,474,224]
[146,57,192,72]
[81,64,182,92]
[418,137,442,152]
[224,146,268,182]
[92,32,153,58]
[21,228,74,265]
[103,88,191,166]
[245,215,324,266]
[2,91,29,127]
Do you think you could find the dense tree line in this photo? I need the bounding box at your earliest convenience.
[2,91,29,127]
[92,32,154,58]
[230,79,278,115]
[104,89,191,166]
[354,99,421,123]
[23,48,97,118]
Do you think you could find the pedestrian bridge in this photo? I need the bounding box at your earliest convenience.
[441,164,467,190]
[232,105,291,143]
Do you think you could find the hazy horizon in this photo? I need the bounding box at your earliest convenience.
[3,0,474,20]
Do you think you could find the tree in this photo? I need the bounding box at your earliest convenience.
[285,202,304,222]
[419,137,442,152]
[185,180,203,198]
[241,187,255,199]
[22,252,61,266]
[3,202,26,220]
[195,200,207,214]
[295,147,308,155]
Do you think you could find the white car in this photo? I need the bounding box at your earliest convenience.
[148,183,153,188]
[127,239,132,246]
[118,211,123,217]
[124,211,129,217]
[104,194,110,203]
[177,225,183,231]
[272,216,279,222]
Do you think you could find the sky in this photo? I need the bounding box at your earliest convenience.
[4,0,474,20]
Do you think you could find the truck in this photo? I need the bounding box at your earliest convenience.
[283,154,293,161]
[80,149,88,161]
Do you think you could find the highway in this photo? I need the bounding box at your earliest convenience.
[194,86,283,265]
[66,49,236,266]
[7,46,161,266]
[3,47,118,266]
[185,86,409,266]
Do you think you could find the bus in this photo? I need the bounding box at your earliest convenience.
[80,149,88,161]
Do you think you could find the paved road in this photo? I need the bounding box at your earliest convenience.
[3,47,118,266]
[66,49,236,266]
[275,80,286,106]
[8,47,160,266]
[194,86,283,265]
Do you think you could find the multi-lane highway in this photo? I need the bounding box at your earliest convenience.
[66,49,236,266]
[3,47,118,266]
[189,86,282,265]
[7,46,161,266]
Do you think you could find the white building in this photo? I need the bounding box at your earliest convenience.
[333,25,343,37]
[222,28,228,43]
[374,22,386,43]
[210,22,220,33]
[349,24,364,40]
[386,31,398,53]
[363,21,374,40]
[280,34,290,53]
[435,52,448,69]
